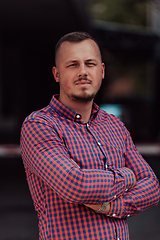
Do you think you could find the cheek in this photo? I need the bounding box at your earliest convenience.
[59,77,72,91]
[96,80,102,90]
[59,71,74,84]
[94,72,103,87]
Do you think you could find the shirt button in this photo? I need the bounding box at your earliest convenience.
[76,114,81,119]
[114,195,116,199]
[105,164,108,169]
[117,238,120,240]
[127,214,130,217]
[112,213,116,217]
[125,188,128,192]
[86,123,89,127]
[98,142,101,146]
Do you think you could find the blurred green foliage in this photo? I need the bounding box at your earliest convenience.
[88,0,147,27]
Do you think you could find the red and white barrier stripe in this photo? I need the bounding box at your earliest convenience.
[0,144,21,157]
[0,143,160,157]
[136,143,160,156]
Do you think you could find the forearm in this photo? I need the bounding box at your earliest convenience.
[84,167,136,214]
[105,174,160,219]
[123,175,159,217]
[84,151,159,217]
[105,127,160,219]
[86,175,159,218]
[84,202,111,214]
[68,165,136,204]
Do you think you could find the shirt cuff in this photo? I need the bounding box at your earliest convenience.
[107,196,124,218]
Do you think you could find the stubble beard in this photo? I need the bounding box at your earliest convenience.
[69,85,100,103]
[64,76,102,103]
[70,92,95,103]
[68,77,96,103]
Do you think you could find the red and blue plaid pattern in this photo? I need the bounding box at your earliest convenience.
[20,95,160,240]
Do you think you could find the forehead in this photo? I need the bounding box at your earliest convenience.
[56,39,101,64]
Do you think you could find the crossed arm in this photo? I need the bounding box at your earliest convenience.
[84,136,160,218]
[20,117,160,218]
[84,167,137,214]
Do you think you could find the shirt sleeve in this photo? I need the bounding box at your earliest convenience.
[106,128,160,219]
[20,116,136,204]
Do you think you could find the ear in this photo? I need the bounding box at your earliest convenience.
[52,66,60,82]
[102,63,105,79]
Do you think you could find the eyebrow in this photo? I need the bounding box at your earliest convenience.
[86,58,97,62]
[65,58,98,65]
[65,60,78,65]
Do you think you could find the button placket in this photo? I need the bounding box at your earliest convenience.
[85,128,107,171]
[96,141,108,170]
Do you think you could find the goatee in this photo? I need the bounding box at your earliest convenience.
[69,93,95,103]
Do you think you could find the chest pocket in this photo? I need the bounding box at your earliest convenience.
[100,143,125,169]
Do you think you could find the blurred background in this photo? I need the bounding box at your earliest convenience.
[0,0,160,239]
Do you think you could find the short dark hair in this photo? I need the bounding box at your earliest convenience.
[55,31,101,65]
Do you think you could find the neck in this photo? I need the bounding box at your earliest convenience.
[59,95,93,123]
[72,102,93,123]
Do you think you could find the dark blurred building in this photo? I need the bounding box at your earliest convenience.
[0,0,160,144]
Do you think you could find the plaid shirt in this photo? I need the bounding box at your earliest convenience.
[20,95,160,240]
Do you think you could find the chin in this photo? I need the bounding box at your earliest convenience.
[70,93,95,103]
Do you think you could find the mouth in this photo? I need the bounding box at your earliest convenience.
[75,79,92,85]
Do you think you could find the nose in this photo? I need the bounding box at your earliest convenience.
[78,64,88,78]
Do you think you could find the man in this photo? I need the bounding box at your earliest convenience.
[20,32,160,240]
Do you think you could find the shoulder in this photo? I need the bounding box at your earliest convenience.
[98,109,129,137]
[99,109,124,126]
[22,104,58,127]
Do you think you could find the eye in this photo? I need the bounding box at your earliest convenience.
[87,62,96,66]
[67,63,78,68]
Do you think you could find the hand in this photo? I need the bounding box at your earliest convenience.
[84,203,111,214]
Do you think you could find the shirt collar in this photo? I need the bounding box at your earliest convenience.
[49,94,100,122]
